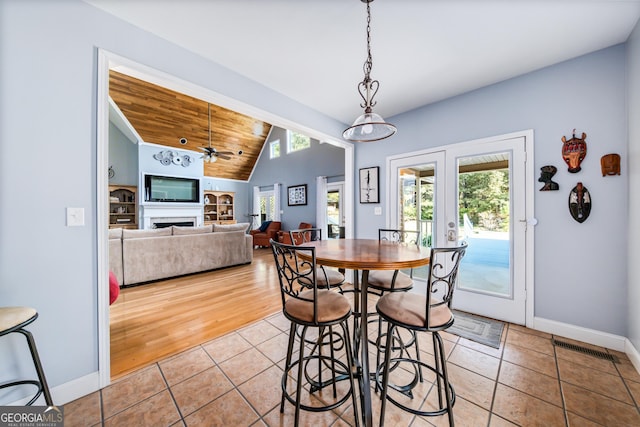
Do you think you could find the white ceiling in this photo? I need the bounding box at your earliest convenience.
[84,0,640,125]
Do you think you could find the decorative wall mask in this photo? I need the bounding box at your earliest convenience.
[153,150,192,167]
[600,153,621,176]
[561,130,587,173]
[538,165,559,191]
[568,182,591,223]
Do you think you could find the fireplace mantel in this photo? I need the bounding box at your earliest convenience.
[140,204,202,229]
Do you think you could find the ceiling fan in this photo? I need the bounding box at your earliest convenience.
[200,104,242,163]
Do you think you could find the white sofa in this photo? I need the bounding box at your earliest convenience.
[109,223,253,286]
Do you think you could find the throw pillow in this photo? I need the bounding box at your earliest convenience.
[213,223,250,233]
[109,270,120,305]
[258,220,272,232]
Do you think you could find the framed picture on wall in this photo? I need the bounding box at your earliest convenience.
[288,184,307,206]
[359,166,379,203]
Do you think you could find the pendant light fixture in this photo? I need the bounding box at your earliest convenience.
[343,0,396,142]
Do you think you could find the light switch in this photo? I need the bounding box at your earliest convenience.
[66,207,85,226]
[374,207,382,215]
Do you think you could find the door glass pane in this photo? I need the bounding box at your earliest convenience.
[399,164,436,280]
[457,153,511,298]
[327,189,342,238]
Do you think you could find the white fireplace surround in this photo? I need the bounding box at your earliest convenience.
[141,204,202,229]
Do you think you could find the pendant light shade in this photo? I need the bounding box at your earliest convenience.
[343,0,396,142]
[343,110,396,142]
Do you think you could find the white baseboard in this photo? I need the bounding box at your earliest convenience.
[625,338,640,373]
[533,316,627,352]
[10,371,101,406]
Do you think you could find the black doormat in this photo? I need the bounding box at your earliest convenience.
[447,310,504,348]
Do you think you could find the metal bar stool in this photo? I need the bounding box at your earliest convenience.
[375,243,467,427]
[270,239,359,427]
[0,307,53,406]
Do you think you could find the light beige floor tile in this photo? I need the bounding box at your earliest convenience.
[159,346,215,386]
[265,312,291,332]
[492,383,565,426]
[562,382,640,426]
[446,364,495,410]
[488,415,519,426]
[498,361,561,405]
[102,364,166,418]
[255,332,292,363]
[63,391,101,427]
[507,324,552,339]
[554,347,618,375]
[218,347,274,386]
[557,357,632,403]
[263,393,340,427]
[419,395,490,427]
[502,342,558,378]
[171,366,234,416]
[448,345,500,380]
[184,389,259,426]
[626,378,640,406]
[202,331,252,363]
[566,412,604,427]
[238,319,282,346]
[237,364,283,416]
[104,390,180,427]
[505,329,554,356]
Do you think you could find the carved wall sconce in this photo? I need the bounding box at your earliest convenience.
[569,182,591,223]
[600,153,621,176]
[538,165,559,191]
[153,150,192,167]
[561,130,587,173]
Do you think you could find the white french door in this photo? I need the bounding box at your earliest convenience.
[389,132,533,324]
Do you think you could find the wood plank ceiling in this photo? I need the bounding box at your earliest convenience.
[109,70,272,181]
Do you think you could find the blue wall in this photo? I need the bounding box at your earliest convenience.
[355,45,629,336]
[108,123,138,187]
[249,127,345,230]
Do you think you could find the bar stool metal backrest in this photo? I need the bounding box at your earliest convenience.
[376,242,467,427]
[269,239,359,427]
[289,227,346,291]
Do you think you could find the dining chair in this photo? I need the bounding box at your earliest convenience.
[289,227,346,291]
[270,239,359,427]
[0,307,54,406]
[375,242,467,427]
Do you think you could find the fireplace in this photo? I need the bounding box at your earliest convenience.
[140,205,202,229]
[150,217,197,229]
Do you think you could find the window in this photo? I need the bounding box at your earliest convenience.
[287,130,311,153]
[269,139,280,159]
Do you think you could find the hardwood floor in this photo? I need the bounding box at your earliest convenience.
[109,248,281,379]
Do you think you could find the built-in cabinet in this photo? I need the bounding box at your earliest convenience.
[109,185,138,229]
[203,191,236,225]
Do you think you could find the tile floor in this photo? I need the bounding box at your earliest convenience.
[64,311,640,426]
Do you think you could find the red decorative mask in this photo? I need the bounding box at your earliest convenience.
[561,131,587,173]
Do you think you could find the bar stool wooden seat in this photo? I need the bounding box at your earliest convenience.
[270,239,359,427]
[375,243,466,427]
[0,307,53,406]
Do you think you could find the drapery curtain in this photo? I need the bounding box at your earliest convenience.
[252,186,260,229]
[273,183,281,221]
[316,176,327,238]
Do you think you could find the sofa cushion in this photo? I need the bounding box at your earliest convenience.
[214,222,250,233]
[173,225,213,235]
[108,228,123,240]
[258,220,272,232]
[122,228,172,239]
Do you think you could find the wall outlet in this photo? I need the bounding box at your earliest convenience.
[374,207,382,215]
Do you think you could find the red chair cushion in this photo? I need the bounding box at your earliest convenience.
[109,271,120,305]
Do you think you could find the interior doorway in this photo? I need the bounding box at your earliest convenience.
[388,131,534,325]
[97,49,355,387]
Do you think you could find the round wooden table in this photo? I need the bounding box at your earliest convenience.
[303,239,430,427]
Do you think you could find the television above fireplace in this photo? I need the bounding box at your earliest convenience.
[144,174,200,203]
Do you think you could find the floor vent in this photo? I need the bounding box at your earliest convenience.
[552,338,618,363]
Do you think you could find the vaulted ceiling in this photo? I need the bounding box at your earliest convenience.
[109,70,272,181]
